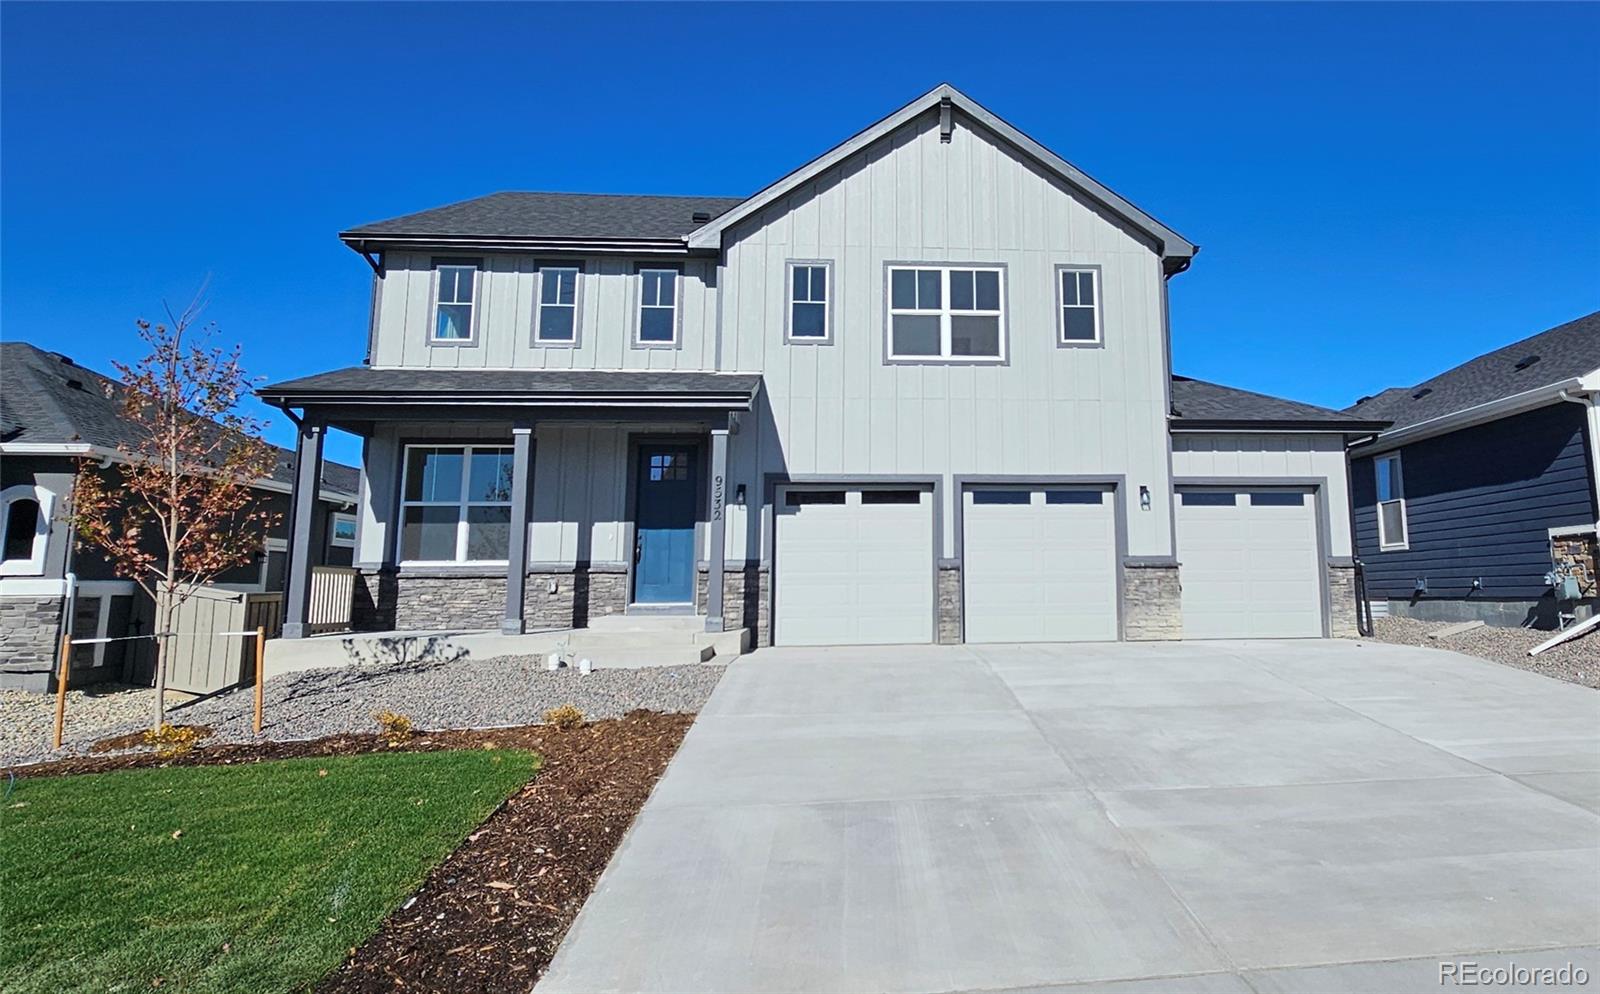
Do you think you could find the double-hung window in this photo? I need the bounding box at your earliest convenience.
[432,259,480,343]
[1057,266,1101,345]
[788,262,830,342]
[1375,452,1408,550]
[399,445,515,564]
[534,264,580,344]
[637,267,679,345]
[887,265,1004,360]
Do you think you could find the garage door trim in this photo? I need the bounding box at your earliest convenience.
[763,473,943,645]
[1174,475,1333,638]
[953,474,1128,643]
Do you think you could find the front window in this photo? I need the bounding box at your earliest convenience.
[432,260,479,342]
[330,513,357,549]
[788,262,830,341]
[0,485,52,577]
[1058,266,1101,344]
[637,268,678,344]
[887,265,1004,360]
[399,446,514,563]
[535,265,580,344]
[1375,453,1408,550]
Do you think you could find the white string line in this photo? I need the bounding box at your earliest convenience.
[68,631,264,645]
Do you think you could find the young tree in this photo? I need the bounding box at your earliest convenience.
[68,298,281,729]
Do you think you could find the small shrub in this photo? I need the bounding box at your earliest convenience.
[141,723,203,758]
[374,710,414,747]
[543,704,585,730]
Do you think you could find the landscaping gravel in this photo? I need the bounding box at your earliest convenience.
[1370,616,1599,689]
[2,657,724,769]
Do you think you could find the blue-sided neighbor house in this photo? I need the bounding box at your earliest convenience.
[1346,312,1600,629]
[259,84,1387,649]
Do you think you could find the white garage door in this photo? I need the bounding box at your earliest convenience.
[774,486,934,646]
[963,487,1119,643]
[1176,488,1324,639]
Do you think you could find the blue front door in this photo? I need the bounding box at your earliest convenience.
[633,445,697,603]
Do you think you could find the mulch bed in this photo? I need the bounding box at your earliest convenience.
[7,710,695,993]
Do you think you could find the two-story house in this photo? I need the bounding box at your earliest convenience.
[260,84,1385,649]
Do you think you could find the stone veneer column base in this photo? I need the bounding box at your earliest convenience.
[1122,562,1183,641]
[1327,562,1360,638]
[937,563,962,644]
[355,567,630,634]
[0,596,65,692]
[697,564,771,648]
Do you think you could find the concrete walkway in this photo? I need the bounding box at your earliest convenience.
[538,640,1600,993]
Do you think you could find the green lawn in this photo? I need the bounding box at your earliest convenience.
[1,749,540,993]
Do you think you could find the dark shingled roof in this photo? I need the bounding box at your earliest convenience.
[258,366,763,401]
[1346,311,1600,432]
[1171,375,1387,430]
[1,342,359,495]
[342,192,747,243]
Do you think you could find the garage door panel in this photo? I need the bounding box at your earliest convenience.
[774,488,934,646]
[1177,488,1323,640]
[964,488,1118,644]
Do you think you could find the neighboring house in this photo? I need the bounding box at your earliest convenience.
[259,83,1385,648]
[0,341,360,691]
[1347,312,1600,628]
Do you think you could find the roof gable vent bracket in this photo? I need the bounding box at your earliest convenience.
[938,96,953,143]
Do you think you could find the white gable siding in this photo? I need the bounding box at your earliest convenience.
[1171,433,1353,558]
[369,254,719,371]
[719,109,1175,560]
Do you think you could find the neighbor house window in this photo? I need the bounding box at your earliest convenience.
[1057,266,1101,345]
[636,267,679,345]
[398,445,515,563]
[432,259,480,343]
[0,484,52,577]
[886,264,1004,360]
[1375,452,1408,550]
[788,262,831,342]
[329,513,357,549]
[534,264,580,344]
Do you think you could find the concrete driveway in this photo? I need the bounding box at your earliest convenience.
[538,640,1600,993]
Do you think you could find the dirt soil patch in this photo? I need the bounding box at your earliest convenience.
[10,710,694,992]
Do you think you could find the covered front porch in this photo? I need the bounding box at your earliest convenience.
[258,368,763,644]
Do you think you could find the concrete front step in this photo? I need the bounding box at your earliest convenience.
[586,614,708,633]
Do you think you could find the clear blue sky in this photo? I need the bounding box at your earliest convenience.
[4,2,1596,466]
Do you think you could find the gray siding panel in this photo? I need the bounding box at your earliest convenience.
[1352,403,1598,600]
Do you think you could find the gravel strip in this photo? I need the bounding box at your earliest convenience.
[3,657,724,769]
[1369,617,1600,689]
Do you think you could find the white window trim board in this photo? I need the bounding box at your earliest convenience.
[0,484,55,577]
[396,443,515,566]
[882,262,1009,364]
[785,259,835,345]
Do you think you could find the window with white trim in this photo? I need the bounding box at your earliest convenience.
[398,445,515,563]
[887,265,1004,360]
[788,262,830,341]
[637,268,678,344]
[534,265,580,344]
[432,260,479,342]
[330,513,357,548]
[1058,266,1101,344]
[0,484,53,577]
[1375,452,1408,550]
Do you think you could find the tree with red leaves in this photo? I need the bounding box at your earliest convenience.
[68,297,281,729]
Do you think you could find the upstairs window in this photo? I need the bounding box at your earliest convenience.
[788,262,830,342]
[399,445,514,564]
[432,259,479,343]
[534,264,580,344]
[0,485,52,577]
[887,265,1004,361]
[1375,452,1408,550]
[637,268,679,345]
[1057,266,1101,345]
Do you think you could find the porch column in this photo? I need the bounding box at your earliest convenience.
[281,420,325,640]
[502,423,535,635]
[706,426,729,633]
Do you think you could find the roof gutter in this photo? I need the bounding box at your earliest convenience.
[257,390,756,411]
[1350,376,1593,455]
[0,440,357,504]
[340,233,705,257]
[1169,419,1389,434]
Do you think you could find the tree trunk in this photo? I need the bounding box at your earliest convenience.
[152,583,174,731]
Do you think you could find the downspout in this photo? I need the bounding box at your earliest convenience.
[1557,389,1600,526]
[1344,433,1381,637]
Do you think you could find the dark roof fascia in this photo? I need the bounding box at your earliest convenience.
[258,387,757,412]
[339,233,711,258]
[1170,418,1391,434]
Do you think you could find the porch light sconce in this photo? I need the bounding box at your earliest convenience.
[734,484,747,506]
[1139,486,1151,511]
